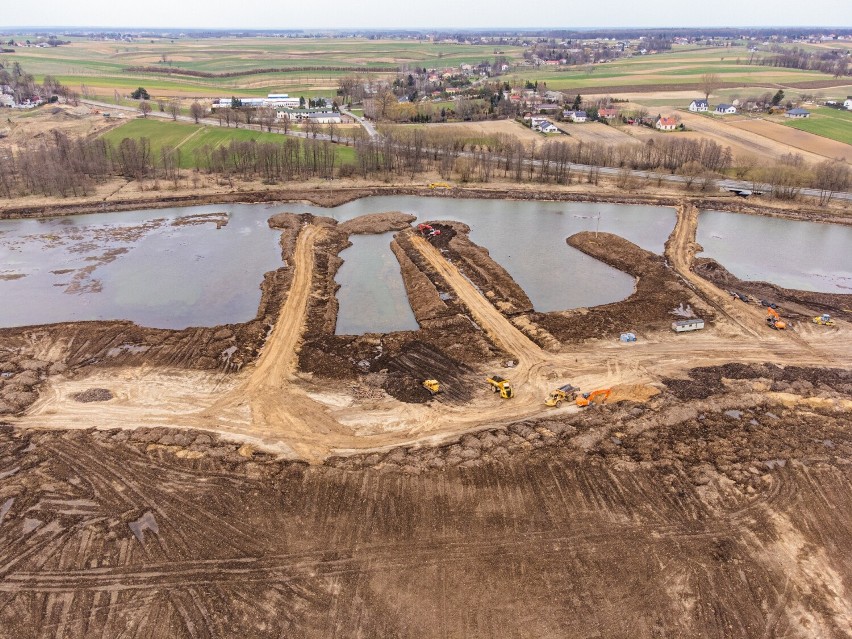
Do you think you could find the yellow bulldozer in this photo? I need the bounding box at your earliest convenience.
[545,384,579,407]
[576,388,611,407]
[422,379,442,395]
[487,375,514,399]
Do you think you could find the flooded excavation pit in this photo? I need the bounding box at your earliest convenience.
[334,232,419,335]
[697,210,852,293]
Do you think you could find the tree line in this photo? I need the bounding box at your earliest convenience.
[0,128,848,205]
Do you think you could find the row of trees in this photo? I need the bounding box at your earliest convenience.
[0,128,848,204]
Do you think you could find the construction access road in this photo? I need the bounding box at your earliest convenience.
[12,205,851,461]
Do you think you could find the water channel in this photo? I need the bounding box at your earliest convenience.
[4,197,843,334]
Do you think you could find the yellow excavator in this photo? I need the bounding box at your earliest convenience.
[766,307,787,330]
[576,388,611,407]
[422,379,442,395]
[545,384,579,407]
[428,182,451,189]
[487,375,514,399]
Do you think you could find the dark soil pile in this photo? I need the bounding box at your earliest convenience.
[72,388,114,403]
[531,232,712,342]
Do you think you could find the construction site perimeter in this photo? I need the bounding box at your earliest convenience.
[0,193,851,638]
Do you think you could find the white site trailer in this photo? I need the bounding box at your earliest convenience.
[672,318,705,332]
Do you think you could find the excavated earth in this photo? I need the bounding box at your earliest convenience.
[1,198,852,637]
[0,363,850,638]
[694,257,852,323]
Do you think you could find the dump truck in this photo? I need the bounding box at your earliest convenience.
[766,307,787,330]
[813,314,835,327]
[576,388,611,407]
[487,375,514,399]
[545,384,578,407]
[422,379,442,395]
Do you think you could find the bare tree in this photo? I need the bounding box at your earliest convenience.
[167,99,180,121]
[190,102,204,124]
[814,159,851,205]
[138,100,152,118]
[700,73,723,102]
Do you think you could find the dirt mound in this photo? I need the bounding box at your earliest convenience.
[607,383,660,404]
[72,388,114,403]
[378,340,473,404]
[531,232,713,342]
[338,211,416,235]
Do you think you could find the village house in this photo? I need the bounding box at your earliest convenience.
[688,99,708,112]
[656,116,678,131]
[844,97,852,110]
[785,108,811,118]
[0,94,15,108]
[535,120,559,133]
[598,107,619,119]
[563,110,588,123]
[715,104,737,115]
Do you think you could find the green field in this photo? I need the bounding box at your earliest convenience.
[783,107,852,145]
[101,118,355,168]
[6,39,846,102]
[5,37,523,98]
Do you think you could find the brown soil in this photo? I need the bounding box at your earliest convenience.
[337,211,416,235]
[1,362,849,637]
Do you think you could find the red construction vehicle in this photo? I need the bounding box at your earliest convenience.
[417,223,441,239]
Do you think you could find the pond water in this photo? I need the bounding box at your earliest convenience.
[0,197,678,332]
[0,204,283,330]
[334,233,418,335]
[697,210,852,294]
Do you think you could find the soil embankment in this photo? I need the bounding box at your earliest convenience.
[694,258,852,323]
[527,231,713,342]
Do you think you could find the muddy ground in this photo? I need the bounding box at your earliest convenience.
[694,257,852,323]
[524,232,715,343]
[0,363,849,638]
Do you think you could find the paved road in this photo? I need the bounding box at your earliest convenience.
[83,100,850,201]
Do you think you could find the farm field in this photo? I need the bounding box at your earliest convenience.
[730,116,852,162]
[100,118,355,168]
[782,107,852,146]
[558,121,640,146]
[672,111,830,163]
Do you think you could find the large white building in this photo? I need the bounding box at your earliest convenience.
[211,93,301,110]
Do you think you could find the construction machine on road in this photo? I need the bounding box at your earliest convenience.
[487,375,514,399]
[813,314,836,327]
[545,384,579,407]
[766,307,787,330]
[576,389,611,407]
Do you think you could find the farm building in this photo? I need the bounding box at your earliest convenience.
[785,108,811,118]
[715,104,737,114]
[656,116,678,131]
[672,319,705,332]
[688,99,708,112]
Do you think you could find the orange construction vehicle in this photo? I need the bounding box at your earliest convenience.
[576,388,611,407]
[766,307,786,330]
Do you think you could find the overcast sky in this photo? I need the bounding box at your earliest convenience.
[2,0,851,30]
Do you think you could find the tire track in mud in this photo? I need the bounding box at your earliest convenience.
[1,517,747,593]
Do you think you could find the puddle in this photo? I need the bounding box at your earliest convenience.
[724,409,743,419]
[129,510,160,543]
